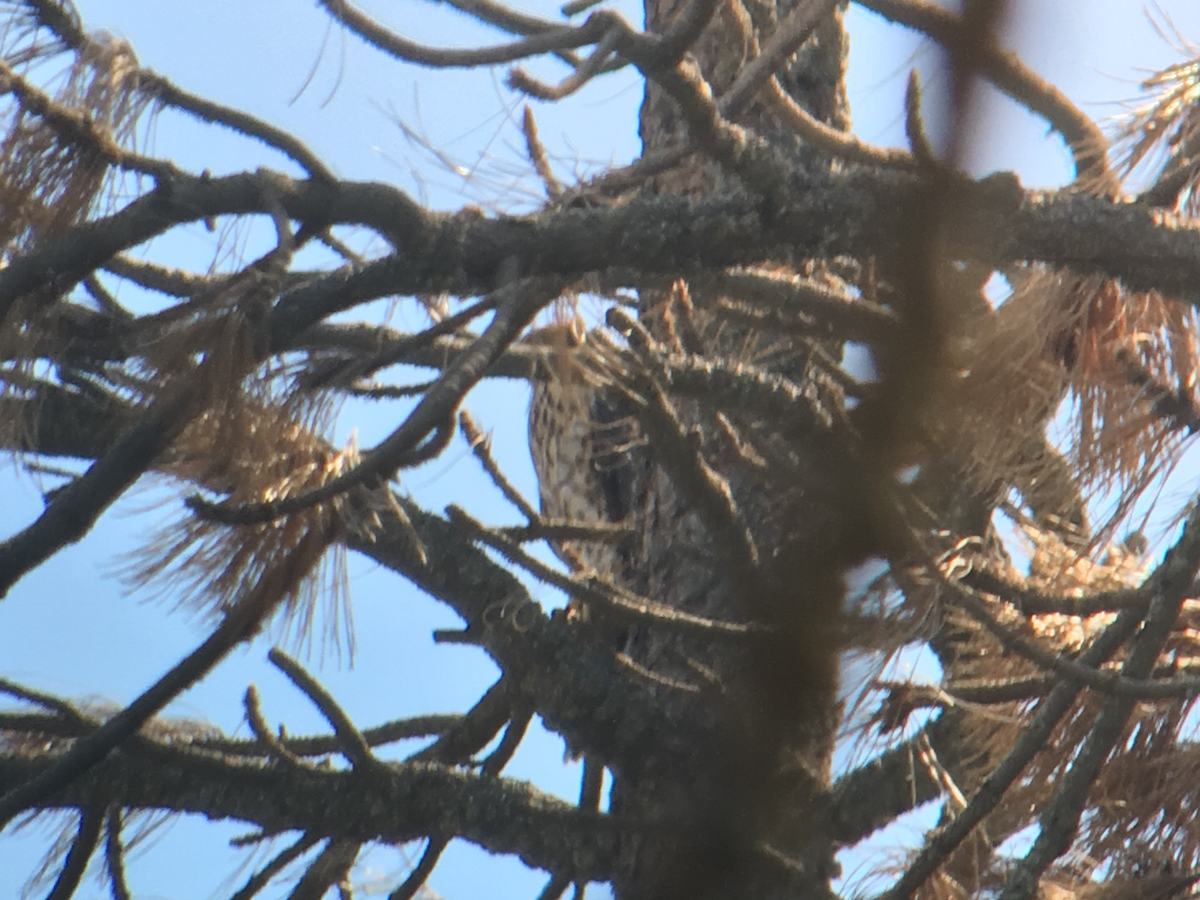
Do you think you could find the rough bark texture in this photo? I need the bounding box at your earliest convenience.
[6,3,1200,900]
[604,4,854,898]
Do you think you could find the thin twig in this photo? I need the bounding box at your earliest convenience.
[522,106,563,201]
[481,705,533,776]
[409,677,512,765]
[655,0,721,63]
[190,278,565,524]
[510,22,623,101]
[498,520,635,546]
[104,807,132,900]
[321,0,607,68]
[960,566,1153,617]
[0,58,175,179]
[336,380,440,400]
[857,0,1114,190]
[82,274,132,320]
[103,255,226,297]
[268,649,376,770]
[448,504,766,639]
[765,75,916,168]
[143,72,335,181]
[719,0,840,118]
[243,685,312,770]
[719,0,914,168]
[302,294,500,389]
[903,69,939,168]
[195,713,461,757]
[287,837,360,900]
[440,0,588,68]
[228,834,322,900]
[0,677,91,723]
[389,835,450,900]
[460,410,540,521]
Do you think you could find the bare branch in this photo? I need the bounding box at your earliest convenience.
[903,69,939,168]
[719,0,841,118]
[269,650,376,770]
[192,277,565,525]
[510,24,625,101]
[244,685,313,771]
[460,410,541,522]
[103,808,131,900]
[959,567,1150,618]
[856,0,1114,190]
[409,677,512,765]
[320,0,609,68]
[447,504,766,639]
[45,806,103,900]
[287,837,359,900]
[23,0,334,180]
[480,704,534,776]
[228,834,322,900]
[1,735,627,881]
[390,835,449,900]
[0,58,172,179]
[522,106,564,202]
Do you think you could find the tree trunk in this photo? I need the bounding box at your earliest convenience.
[609,4,854,898]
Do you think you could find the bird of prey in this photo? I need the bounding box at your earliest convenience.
[526,322,643,590]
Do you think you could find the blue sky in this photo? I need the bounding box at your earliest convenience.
[3,1,1200,898]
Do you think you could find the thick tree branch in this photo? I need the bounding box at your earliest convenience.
[346,497,712,775]
[4,167,1200,342]
[0,740,623,881]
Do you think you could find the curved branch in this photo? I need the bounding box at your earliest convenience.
[24,0,334,180]
[856,0,1114,190]
[228,834,321,900]
[194,277,564,524]
[45,806,104,900]
[320,0,609,68]
[269,651,376,770]
[391,835,450,900]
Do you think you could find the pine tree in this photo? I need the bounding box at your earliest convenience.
[5,2,1200,899]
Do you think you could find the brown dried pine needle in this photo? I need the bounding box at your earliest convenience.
[927,266,1200,544]
[122,378,358,661]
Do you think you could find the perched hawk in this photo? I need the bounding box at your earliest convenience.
[526,323,642,586]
